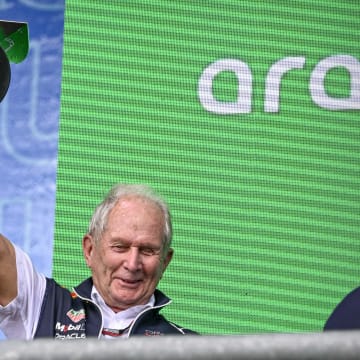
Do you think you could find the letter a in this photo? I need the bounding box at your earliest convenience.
[310,55,360,110]
[198,59,252,114]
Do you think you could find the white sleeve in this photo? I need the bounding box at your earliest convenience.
[0,245,46,340]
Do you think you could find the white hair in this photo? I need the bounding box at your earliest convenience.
[87,184,172,253]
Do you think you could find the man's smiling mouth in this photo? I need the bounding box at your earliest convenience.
[116,277,142,287]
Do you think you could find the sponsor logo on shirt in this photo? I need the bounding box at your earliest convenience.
[66,308,86,323]
[55,321,86,340]
[55,333,86,340]
[144,329,163,336]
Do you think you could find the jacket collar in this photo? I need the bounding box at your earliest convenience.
[74,277,171,308]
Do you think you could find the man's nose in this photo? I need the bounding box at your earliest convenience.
[124,247,141,271]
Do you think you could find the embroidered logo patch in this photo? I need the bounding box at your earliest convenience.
[66,308,86,323]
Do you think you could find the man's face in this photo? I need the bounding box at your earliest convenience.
[83,196,173,312]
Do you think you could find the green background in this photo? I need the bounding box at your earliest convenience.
[53,0,360,334]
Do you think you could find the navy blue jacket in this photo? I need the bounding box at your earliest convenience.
[34,277,196,339]
[324,286,360,331]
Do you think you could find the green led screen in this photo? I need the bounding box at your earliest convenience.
[53,1,360,335]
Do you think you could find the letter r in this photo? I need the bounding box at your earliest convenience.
[264,57,306,113]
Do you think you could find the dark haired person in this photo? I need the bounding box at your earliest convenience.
[324,287,360,331]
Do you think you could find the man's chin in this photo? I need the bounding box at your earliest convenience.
[111,287,141,306]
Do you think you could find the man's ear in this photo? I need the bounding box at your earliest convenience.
[83,234,94,268]
[162,248,174,273]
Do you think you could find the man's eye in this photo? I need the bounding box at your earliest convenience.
[112,245,128,252]
[140,248,159,256]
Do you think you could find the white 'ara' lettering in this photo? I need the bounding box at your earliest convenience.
[198,55,360,114]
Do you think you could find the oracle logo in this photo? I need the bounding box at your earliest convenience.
[198,55,360,114]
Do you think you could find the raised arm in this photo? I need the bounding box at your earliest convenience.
[0,234,17,306]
